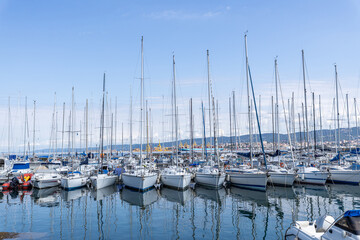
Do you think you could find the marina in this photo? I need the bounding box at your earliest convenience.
[1,1,360,239]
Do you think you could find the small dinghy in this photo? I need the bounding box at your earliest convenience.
[285,210,360,239]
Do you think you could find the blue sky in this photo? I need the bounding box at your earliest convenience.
[0,0,359,152]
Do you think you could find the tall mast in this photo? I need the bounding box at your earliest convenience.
[319,95,324,152]
[173,54,178,166]
[335,64,340,153]
[229,96,232,152]
[24,96,27,159]
[190,98,194,162]
[115,97,117,155]
[85,99,88,155]
[302,50,310,163]
[130,87,133,158]
[100,74,106,167]
[61,103,65,160]
[207,50,212,153]
[245,34,253,165]
[346,94,351,151]
[232,91,237,150]
[292,92,296,148]
[140,36,144,164]
[146,100,149,158]
[298,113,302,151]
[71,87,74,158]
[121,122,124,155]
[312,92,316,157]
[33,100,36,157]
[355,98,359,159]
[110,113,113,157]
[275,59,280,152]
[8,97,10,157]
[271,96,275,152]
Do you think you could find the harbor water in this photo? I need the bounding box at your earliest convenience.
[0,184,358,239]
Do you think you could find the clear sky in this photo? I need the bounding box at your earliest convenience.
[0,0,360,152]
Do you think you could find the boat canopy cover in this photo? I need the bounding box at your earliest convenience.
[335,210,360,235]
[345,210,360,217]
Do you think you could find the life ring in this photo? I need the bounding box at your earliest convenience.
[280,162,285,168]
[247,163,251,166]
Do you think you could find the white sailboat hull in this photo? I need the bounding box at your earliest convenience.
[195,173,225,188]
[229,173,268,191]
[268,172,295,187]
[90,174,117,190]
[122,172,158,191]
[61,176,88,190]
[161,174,191,190]
[33,178,60,189]
[328,170,360,185]
[297,171,328,185]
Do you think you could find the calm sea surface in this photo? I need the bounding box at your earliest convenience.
[0,184,358,239]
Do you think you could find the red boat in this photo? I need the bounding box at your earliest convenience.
[2,173,33,190]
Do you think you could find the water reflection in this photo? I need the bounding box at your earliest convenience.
[1,183,360,239]
[32,187,59,207]
[120,187,160,207]
[161,187,193,205]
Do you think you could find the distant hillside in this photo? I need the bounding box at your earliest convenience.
[36,127,360,153]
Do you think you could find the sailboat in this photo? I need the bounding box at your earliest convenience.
[296,50,328,185]
[122,36,158,191]
[267,58,296,187]
[160,55,191,190]
[318,65,360,185]
[194,50,225,188]
[61,87,88,190]
[90,74,117,190]
[227,34,268,191]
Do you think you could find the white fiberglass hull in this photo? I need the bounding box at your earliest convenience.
[33,178,60,189]
[160,174,191,190]
[297,171,328,185]
[61,176,88,190]
[268,172,295,187]
[195,173,225,188]
[122,173,158,191]
[90,174,117,190]
[328,170,360,185]
[229,173,268,191]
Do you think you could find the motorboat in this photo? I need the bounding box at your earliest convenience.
[285,210,360,239]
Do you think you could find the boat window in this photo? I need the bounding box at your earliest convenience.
[335,216,360,235]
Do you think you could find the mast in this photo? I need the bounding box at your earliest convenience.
[201,101,207,160]
[190,98,194,162]
[61,103,65,160]
[173,54,178,166]
[85,99,88,155]
[71,87,74,158]
[146,100,149,158]
[312,92,316,157]
[24,96,27,159]
[271,96,275,152]
[298,113,302,151]
[8,97,10,157]
[245,34,253,166]
[115,97,117,155]
[302,50,310,163]
[346,94,351,151]
[121,122,124,155]
[319,95,324,152]
[110,113,113,157]
[130,87,133,158]
[335,64,340,153]
[140,36,144,164]
[229,97,232,152]
[232,91,237,150]
[355,98,359,159]
[100,74,105,167]
[33,100,36,157]
[275,59,280,152]
[207,50,212,153]
[292,92,296,148]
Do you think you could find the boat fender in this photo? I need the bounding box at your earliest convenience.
[315,215,335,232]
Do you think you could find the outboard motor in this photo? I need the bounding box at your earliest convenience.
[315,215,335,232]
[10,177,19,189]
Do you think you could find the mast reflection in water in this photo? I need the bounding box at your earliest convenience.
[0,184,357,239]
